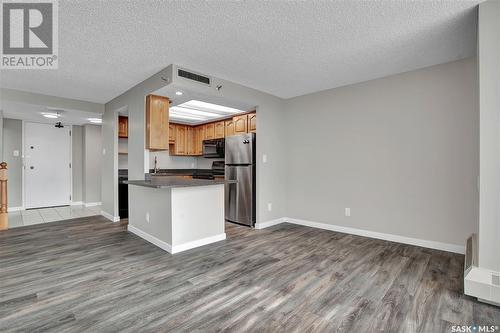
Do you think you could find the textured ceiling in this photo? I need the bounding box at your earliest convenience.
[0,0,480,103]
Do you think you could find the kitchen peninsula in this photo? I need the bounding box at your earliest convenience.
[125,177,235,254]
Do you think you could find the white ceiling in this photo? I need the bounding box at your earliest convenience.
[1,101,102,126]
[0,1,480,103]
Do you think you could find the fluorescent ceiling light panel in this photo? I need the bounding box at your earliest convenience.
[169,112,206,121]
[181,100,244,114]
[170,106,221,118]
[88,118,102,124]
[41,112,59,119]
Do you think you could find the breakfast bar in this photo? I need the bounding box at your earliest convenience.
[125,177,234,254]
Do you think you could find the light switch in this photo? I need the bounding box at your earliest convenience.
[13,150,19,157]
[262,154,267,163]
[102,148,106,155]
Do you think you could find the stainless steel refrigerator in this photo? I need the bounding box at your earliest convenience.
[225,133,256,227]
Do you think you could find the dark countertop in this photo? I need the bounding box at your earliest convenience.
[125,177,235,189]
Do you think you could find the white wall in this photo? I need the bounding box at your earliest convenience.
[72,125,84,202]
[478,0,500,272]
[284,58,478,247]
[83,125,102,203]
[149,151,196,170]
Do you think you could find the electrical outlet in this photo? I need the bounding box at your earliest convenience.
[267,203,272,211]
[345,208,351,217]
[191,163,195,168]
[13,150,19,157]
[146,212,150,223]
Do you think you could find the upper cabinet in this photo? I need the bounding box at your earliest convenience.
[214,121,225,139]
[187,126,196,155]
[233,114,248,134]
[168,111,256,156]
[168,123,175,143]
[173,125,187,155]
[118,116,128,138]
[195,126,204,155]
[205,123,215,140]
[146,94,170,150]
[225,119,235,137]
[248,112,256,133]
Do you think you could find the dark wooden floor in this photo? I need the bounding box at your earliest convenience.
[0,216,499,332]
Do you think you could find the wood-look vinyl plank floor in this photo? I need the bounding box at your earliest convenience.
[0,216,499,332]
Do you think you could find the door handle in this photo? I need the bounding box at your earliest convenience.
[30,166,34,170]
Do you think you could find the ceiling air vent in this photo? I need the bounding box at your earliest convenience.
[178,69,211,86]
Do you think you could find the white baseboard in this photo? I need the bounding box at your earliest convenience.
[7,206,24,212]
[255,217,464,254]
[70,201,83,206]
[172,233,226,254]
[128,225,172,253]
[85,202,102,207]
[101,211,120,222]
[127,225,226,255]
[255,217,287,229]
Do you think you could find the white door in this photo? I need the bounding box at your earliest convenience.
[24,122,71,209]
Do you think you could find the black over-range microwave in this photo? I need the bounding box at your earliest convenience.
[203,138,225,158]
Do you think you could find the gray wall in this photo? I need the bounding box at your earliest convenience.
[83,125,102,203]
[478,0,500,272]
[285,58,478,247]
[2,119,23,208]
[72,125,84,202]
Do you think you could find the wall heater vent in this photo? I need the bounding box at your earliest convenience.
[492,274,500,286]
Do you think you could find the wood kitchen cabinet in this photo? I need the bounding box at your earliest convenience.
[187,126,196,155]
[225,119,235,137]
[168,123,175,143]
[248,112,256,133]
[205,123,215,139]
[233,114,248,134]
[168,111,256,156]
[173,125,187,155]
[214,121,225,139]
[146,95,170,150]
[195,125,204,155]
[118,116,128,138]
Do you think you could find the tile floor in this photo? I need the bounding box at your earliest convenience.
[8,205,102,228]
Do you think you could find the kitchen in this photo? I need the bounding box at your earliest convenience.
[119,82,257,253]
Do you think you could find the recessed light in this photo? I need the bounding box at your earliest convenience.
[42,112,59,119]
[88,118,102,124]
[175,91,183,96]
